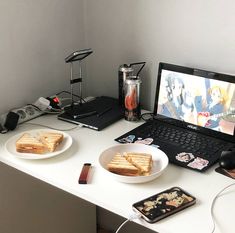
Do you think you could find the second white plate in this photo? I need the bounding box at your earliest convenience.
[99,144,169,183]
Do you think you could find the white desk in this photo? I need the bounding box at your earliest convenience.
[0,114,234,233]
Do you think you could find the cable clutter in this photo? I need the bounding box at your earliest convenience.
[0,91,87,134]
[0,97,48,133]
[0,48,93,134]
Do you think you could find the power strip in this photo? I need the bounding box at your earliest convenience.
[0,105,44,126]
[12,105,44,124]
[0,97,54,133]
[0,97,51,127]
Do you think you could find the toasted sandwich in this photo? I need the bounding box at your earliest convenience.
[107,153,140,176]
[107,152,153,176]
[39,132,64,152]
[16,133,46,154]
[124,152,152,176]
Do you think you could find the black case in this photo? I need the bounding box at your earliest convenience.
[132,187,196,223]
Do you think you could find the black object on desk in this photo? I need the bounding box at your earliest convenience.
[58,96,124,131]
[115,62,235,172]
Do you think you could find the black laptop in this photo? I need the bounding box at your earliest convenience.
[115,62,235,172]
[58,96,124,131]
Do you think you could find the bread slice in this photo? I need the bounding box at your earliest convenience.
[107,153,140,176]
[39,132,64,152]
[16,133,46,154]
[124,152,152,176]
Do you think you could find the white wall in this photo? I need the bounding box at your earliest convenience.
[1,0,235,113]
[85,0,235,110]
[0,0,86,115]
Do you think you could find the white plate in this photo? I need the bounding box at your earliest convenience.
[99,144,169,183]
[5,129,72,160]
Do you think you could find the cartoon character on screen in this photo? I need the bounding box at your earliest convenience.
[158,74,194,121]
[196,85,227,130]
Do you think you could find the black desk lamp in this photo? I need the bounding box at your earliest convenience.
[65,48,93,106]
[63,48,95,119]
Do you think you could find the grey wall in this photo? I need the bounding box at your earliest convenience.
[1,0,235,113]
[85,0,235,110]
[0,0,86,115]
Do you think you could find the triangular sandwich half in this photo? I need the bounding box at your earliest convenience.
[124,152,153,176]
[16,133,46,154]
[107,153,140,176]
[39,132,64,152]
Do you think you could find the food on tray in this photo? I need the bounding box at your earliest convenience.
[107,152,152,176]
[39,132,64,152]
[16,133,46,154]
[15,131,64,154]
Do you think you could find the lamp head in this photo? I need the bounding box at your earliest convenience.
[65,48,93,63]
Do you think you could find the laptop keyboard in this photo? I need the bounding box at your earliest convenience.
[138,122,228,159]
[115,120,235,171]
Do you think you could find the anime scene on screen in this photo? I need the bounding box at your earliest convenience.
[157,70,235,135]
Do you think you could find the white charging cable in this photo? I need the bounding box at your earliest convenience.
[210,182,235,233]
[24,122,81,131]
[115,183,235,233]
[115,213,142,233]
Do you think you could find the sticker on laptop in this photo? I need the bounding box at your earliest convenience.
[117,135,135,143]
[134,137,154,145]
[176,152,194,163]
[187,157,209,170]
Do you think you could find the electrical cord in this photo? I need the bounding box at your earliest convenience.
[26,103,42,111]
[45,107,63,114]
[56,90,87,103]
[27,104,63,115]
[210,182,235,233]
[24,122,82,131]
[114,183,235,233]
[115,213,142,233]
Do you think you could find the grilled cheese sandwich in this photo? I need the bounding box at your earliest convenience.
[39,132,64,152]
[107,152,153,176]
[124,152,152,175]
[107,153,139,176]
[16,133,46,154]
[15,131,64,154]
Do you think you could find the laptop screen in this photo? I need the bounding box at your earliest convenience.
[154,63,235,142]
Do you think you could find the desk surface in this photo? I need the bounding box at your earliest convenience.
[0,114,234,233]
